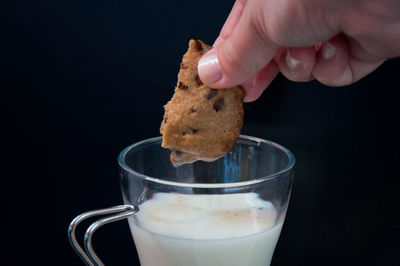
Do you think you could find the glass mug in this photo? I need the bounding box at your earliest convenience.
[69,135,295,266]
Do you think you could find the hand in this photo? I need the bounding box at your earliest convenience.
[198,0,400,101]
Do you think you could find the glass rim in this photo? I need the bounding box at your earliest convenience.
[117,135,295,188]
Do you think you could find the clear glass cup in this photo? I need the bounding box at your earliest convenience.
[69,135,295,266]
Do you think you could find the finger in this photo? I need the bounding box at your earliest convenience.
[348,57,384,83]
[242,61,279,102]
[275,47,316,82]
[213,0,248,47]
[198,0,278,88]
[313,35,352,86]
[313,35,383,86]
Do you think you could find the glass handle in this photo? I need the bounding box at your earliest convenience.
[68,205,139,266]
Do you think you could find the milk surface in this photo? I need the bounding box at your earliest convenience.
[129,193,283,266]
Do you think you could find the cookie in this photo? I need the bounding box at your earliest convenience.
[160,39,244,165]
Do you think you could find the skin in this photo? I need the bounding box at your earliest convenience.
[197,0,400,102]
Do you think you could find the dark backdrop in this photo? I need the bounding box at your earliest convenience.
[2,0,399,265]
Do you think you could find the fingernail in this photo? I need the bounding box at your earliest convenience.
[322,41,336,60]
[286,49,303,70]
[337,67,353,85]
[198,49,223,84]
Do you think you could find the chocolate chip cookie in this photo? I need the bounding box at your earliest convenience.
[160,39,244,165]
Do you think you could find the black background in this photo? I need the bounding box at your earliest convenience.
[2,0,400,265]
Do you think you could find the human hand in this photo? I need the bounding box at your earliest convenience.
[197,0,400,101]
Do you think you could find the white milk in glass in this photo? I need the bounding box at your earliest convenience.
[128,193,283,266]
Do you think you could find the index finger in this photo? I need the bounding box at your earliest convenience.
[213,0,248,47]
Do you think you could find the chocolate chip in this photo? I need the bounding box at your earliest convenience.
[195,40,203,51]
[213,97,224,112]
[195,74,203,86]
[189,107,196,113]
[180,63,188,69]
[163,115,168,123]
[175,150,183,156]
[178,82,188,90]
[190,127,199,134]
[207,89,218,99]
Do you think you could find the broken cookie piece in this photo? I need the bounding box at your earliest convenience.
[160,39,244,166]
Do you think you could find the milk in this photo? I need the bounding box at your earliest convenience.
[128,193,283,266]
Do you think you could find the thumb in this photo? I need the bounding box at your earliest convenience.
[198,1,278,88]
